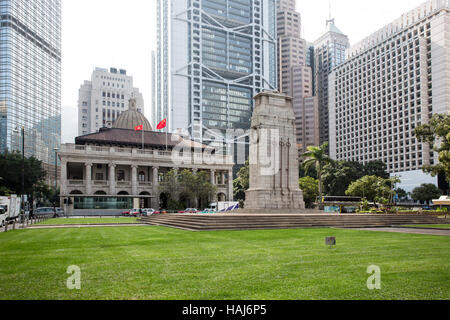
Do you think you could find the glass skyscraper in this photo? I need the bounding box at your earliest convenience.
[154,0,278,171]
[0,0,61,180]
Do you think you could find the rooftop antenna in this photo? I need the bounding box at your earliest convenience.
[326,1,334,26]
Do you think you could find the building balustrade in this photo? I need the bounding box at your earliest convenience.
[68,180,84,186]
[93,180,109,186]
[60,144,233,164]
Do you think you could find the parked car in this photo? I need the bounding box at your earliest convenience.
[35,207,58,217]
[122,210,131,216]
[129,209,142,217]
[201,208,216,214]
[179,208,199,214]
[142,209,155,216]
[154,209,167,214]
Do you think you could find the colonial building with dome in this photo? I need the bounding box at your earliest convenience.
[59,98,234,214]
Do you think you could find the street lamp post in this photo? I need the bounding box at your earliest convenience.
[54,148,58,191]
[13,126,25,220]
[53,148,59,216]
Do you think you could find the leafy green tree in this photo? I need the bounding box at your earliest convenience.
[159,170,179,207]
[233,161,249,201]
[0,151,46,195]
[322,161,364,196]
[414,114,450,182]
[194,171,217,209]
[159,169,217,210]
[299,164,317,179]
[299,177,319,208]
[302,142,332,208]
[346,176,388,203]
[411,184,441,205]
[364,161,390,179]
[395,188,408,201]
[0,185,14,196]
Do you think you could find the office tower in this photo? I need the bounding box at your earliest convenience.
[277,0,319,153]
[153,0,278,169]
[78,68,144,135]
[0,0,62,184]
[152,50,157,128]
[314,17,350,146]
[306,43,316,94]
[329,0,450,181]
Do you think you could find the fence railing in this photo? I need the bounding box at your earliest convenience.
[2,214,52,233]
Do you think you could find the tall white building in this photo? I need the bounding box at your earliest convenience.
[153,0,278,172]
[329,0,450,180]
[78,68,144,135]
[314,18,350,146]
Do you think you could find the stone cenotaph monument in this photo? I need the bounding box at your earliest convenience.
[244,92,305,212]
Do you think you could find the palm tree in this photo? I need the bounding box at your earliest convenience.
[302,142,332,209]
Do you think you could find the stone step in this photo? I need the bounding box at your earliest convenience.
[139,214,444,231]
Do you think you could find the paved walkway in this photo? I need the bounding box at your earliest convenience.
[1,223,146,232]
[27,224,146,230]
[354,227,450,236]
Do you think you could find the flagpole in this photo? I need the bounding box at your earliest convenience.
[142,128,144,151]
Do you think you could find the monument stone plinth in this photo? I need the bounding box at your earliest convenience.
[243,92,305,212]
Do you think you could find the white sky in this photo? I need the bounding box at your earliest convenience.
[61,0,426,143]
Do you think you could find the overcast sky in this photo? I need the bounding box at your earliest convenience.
[61,0,426,143]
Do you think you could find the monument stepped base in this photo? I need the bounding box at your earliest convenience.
[140,213,444,231]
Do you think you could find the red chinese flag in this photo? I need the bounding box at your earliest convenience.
[157,119,167,130]
[134,125,143,131]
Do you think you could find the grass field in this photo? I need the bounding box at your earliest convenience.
[36,218,139,226]
[0,226,449,300]
[401,224,450,229]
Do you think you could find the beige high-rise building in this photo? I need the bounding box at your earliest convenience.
[329,0,449,188]
[277,0,319,154]
[78,67,144,136]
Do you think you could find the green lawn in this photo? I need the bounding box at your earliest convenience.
[36,218,139,226]
[401,224,450,229]
[0,226,448,300]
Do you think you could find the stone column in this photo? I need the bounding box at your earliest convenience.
[228,169,234,201]
[85,162,92,195]
[131,164,138,195]
[152,167,160,209]
[109,162,116,195]
[153,167,159,187]
[60,160,67,195]
[210,170,216,185]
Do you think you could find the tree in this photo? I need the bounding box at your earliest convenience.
[299,177,319,208]
[364,161,390,179]
[0,151,46,195]
[322,161,365,196]
[0,186,14,196]
[193,171,217,209]
[411,184,441,205]
[158,170,179,209]
[346,176,392,203]
[234,161,249,201]
[302,142,332,208]
[159,169,217,210]
[414,114,450,182]
[395,188,408,201]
